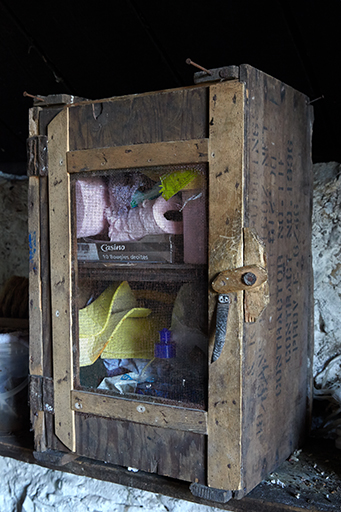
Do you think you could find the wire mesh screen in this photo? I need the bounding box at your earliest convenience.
[71,164,208,408]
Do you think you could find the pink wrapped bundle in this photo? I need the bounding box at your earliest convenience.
[106,195,183,242]
[76,178,109,238]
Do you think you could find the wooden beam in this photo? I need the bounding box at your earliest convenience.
[28,176,43,376]
[207,80,245,491]
[66,139,209,173]
[71,390,207,435]
[48,108,76,452]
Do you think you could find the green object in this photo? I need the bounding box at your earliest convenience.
[160,170,196,200]
[130,181,162,208]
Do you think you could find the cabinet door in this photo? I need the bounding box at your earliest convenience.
[47,81,246,488]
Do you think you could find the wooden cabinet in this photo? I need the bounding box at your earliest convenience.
[28,64,314,503]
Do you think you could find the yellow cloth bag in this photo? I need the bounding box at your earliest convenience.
[79,281,154,367]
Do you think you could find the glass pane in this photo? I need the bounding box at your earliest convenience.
[71,165,208,409]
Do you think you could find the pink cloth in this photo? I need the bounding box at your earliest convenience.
[76,178,109,238]
[75,174,191,245]
[106,195,183,242]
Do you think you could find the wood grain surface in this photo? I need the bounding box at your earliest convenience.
[48,108,75,451]
[67,139,209,173]
[75,414,206,484]
[71,390,207,434]
[68,87,208,150]
[28,176,43,376]
[207,80,245,491]
[239,64,313,495]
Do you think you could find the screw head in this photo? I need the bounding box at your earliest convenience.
[218,294,230,304]
[242,272,257,286]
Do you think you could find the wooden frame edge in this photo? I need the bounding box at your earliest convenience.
[67,139,209,173]
[48,108,76,452]
[71,390,207,435]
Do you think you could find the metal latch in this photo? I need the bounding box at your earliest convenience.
[211,264,268,362]
[27,136,48,176]
[211,264,267,294]
[210,229,270,361]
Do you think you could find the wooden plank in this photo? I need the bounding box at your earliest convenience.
[32,411,46,453]
[28,175,51,378]
[68,87,209,150]
[75,414,207,484]
[48,108,75,452]
[28,106,40,137]
[77,262,206,283]
[28,115,50,452]
[0,318,29,329]
[33,449,78,466]
[67,139,209,173]
[28,176,43,376]
[39,176,53,378]
[29,375,46,452]
[207,81,245,490]
[71,390,207,434]
[239,65,313,495]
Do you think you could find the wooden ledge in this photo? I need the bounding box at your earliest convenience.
[0,433,340,511]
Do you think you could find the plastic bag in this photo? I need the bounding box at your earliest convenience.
[0,332,29,432]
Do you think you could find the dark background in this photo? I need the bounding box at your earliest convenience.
[1,0,340,175]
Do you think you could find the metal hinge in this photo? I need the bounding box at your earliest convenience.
[190,482,247,502]
[27,136,48,177]
[193,65,240,84]
[30,375,54,415]
[33,449,77,466]
[190,482,233,503]
[25,92,86,107]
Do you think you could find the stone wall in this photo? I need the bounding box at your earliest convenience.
[0,173,28,289]
[312,162,341,377]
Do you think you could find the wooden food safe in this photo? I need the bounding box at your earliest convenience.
[28,64,313,503]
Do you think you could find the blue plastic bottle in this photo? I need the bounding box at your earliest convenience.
[137,328,178,399]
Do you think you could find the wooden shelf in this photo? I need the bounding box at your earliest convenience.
[77,262,207,282]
